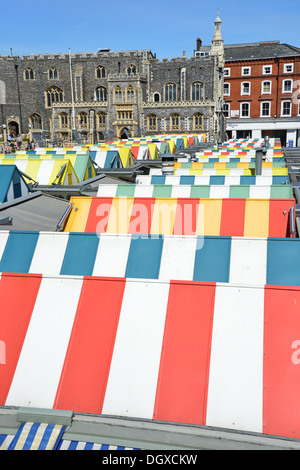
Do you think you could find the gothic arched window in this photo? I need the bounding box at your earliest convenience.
[126,65,136,76]
[46,86,63,107]
[193,113,203,130]
[95,66,107,78]
[191,82,204,100]
[165,83,176,102]
[29,113,42,130]
[170,113,180,130]
[114,85,123,102]
[97,112,106,128]
[59,113,69,128]
[95,86,107,101]
[48,67,59,80]
[147,114,157,131]
[24,68,34,80]
[126,85,134,102]
[78,112,88,128]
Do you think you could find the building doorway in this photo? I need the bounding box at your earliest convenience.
[120,127,131,139]
[8,120,19,137]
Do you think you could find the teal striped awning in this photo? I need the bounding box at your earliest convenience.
[0,422,66,450]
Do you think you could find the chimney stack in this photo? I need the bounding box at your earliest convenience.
[196,38,202,51]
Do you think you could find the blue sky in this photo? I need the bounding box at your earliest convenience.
[1,0,299,58]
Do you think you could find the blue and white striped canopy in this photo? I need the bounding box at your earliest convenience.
[57,440,140,450]
[0,422,66,450]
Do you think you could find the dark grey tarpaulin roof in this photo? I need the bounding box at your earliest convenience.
[0,191,69,231]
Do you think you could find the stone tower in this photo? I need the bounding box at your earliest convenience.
[210,9,225,66]
[210,9,225,141]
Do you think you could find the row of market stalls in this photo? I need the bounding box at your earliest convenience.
[0,135,300,450]
[0,134,205,193]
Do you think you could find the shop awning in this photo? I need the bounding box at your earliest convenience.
[3,422,66,450]
[58,440,139,450]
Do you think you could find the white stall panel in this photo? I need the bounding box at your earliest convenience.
[229,238,267,285]
[206,284,264,433]
[6,276,83,408]
[29,233,69,276]
[102,280,169,419]
[159,236,197,281]
[92,234,131,277]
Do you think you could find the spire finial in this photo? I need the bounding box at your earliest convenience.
[214,6,221,23]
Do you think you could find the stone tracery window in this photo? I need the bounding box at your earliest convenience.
[95,66,107,78]
[46,86,63,107]
[126,65,136,76]
[126,85,134,102]
[24,68,35,80]
[97,112,106,128]
[193,113,203,130]
[95,86,107,101]
[170,113,180,130]
[59,112,69,128]
[48,67,59,80]
[191,82,204,100]
[78,112,88,128]
[165,83,177,102]
[29,113,42,130]
[114,85,123,102]
[147,114,157,131]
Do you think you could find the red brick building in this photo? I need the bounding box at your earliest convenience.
[222,41,300,146]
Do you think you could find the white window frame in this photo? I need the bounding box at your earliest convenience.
[284,63,294,73]
[263,65,272,75]
[224,82,230,96]
[241,81,251,96]
[223,102,230,118]
[240,102,250,118]
[281,100,292,117]
[260,101,271,117]
[152,92,161,102]
[261,80,272,95]
[224,68,230,77]
[242,66,251,76]
[282,79,293,94]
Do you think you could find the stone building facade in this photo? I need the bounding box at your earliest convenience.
[0,15,225,144]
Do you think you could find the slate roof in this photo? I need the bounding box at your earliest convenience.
[224,42,300,61]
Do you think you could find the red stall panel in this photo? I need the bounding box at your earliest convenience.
[54,277,126,414]
[0,273,42,405]
[268,199,295,238]
[128,197,154,234]
[263,286,300,438]
[220,199,246,237]
[130,147,139,160]
[84,197,113,233]
[173,198,200,235]
[153,281,216,425]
